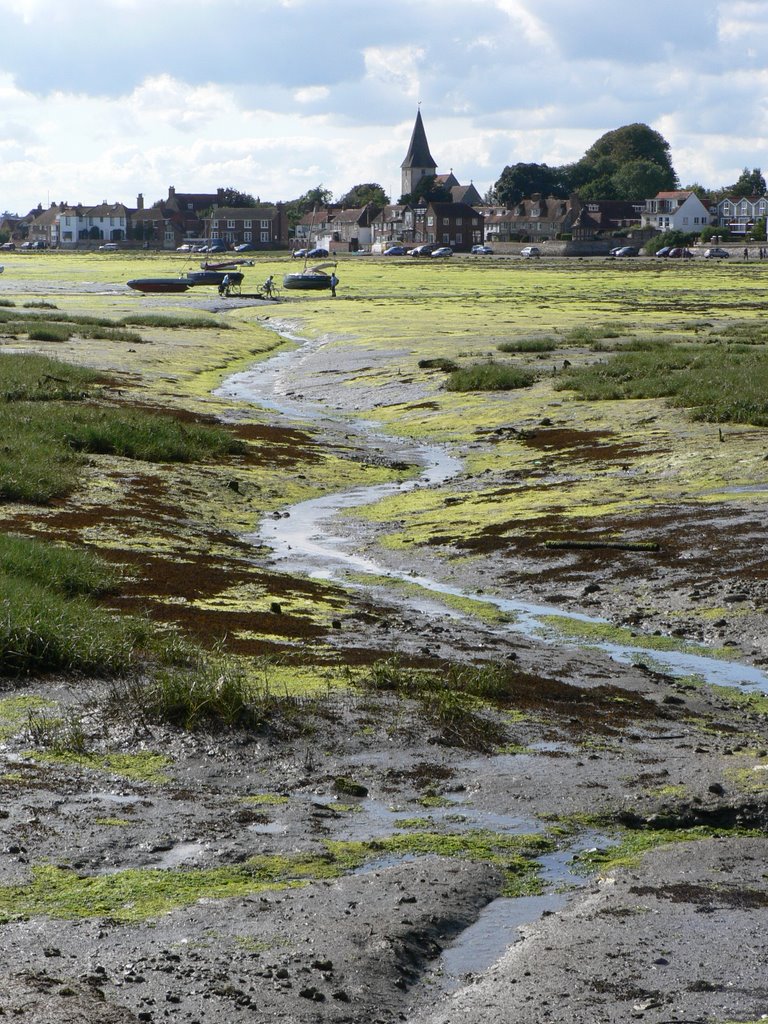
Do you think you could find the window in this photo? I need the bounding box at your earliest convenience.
[443,233,450,243]
[261,230,269,242]
[455,217,462,226]
[427,216,434,226]
[244,220,252,229]
[244,231,252,241]
[260,219,269,229]
[227,220,235,229]
[456,233,462,244]
[443,217,450,225]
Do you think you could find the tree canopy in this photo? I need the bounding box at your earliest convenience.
[493,123,678,205]
[337,183,389,208]
[284,185,334,227]
[217,187,259,208]
[399,175,451,206]
[729,167,766,197]
[493,163,566,207]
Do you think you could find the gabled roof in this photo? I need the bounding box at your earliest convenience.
[206,205,278,218]
[401,110,437,171]
[451,184,483,206]
[426,201,483,219]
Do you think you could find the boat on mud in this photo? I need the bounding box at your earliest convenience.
[283,261,336,291]
[127,278,190,293]
[186,270,244,287]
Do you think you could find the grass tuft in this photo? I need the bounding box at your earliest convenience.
[446,361,536,392]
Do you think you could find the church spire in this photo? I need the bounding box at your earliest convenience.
[401,110,437,198]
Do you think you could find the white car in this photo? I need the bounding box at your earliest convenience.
[431,246,453,258]
[98,242,118,251]
[520,246,541,258]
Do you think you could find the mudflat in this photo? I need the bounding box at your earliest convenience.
[0,251,767,1024]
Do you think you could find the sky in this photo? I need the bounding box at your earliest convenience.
[1,0,767,214]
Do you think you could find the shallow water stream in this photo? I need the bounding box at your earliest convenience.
[219,320,768,694]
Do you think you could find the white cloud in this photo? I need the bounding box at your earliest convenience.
[294,86,330,104]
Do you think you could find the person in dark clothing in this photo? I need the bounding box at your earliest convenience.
[329,271,338,297]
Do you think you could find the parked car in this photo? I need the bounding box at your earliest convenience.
[206,242,228,253]
[471,244,493,254]
[520,246,541,258]
[668,247,693,259]
[306,247,329,258]
[292,248,308,259]
[21,240,46,250]
[431,246,453,258]
[383,245,406,256]
[655,246,672,257]
[612,246,638,258]
[409,243,439,257]
[235,242,256,252]
[98,242,118,251]
[176,243,192,252]
[704,247,730,259]
[1,242,16,250]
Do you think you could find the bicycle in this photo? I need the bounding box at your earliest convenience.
[263,280,281,300]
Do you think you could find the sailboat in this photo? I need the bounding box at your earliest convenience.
[283,260,336,290]
[283,207,336,290]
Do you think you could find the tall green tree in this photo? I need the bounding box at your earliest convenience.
[337,183,389,208]
[399,175,451,206]
[730,167,766,197]
[611,159,675,201]
[493,162,565,206]
[216,187,258,207]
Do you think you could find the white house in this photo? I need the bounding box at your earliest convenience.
[640,191,712,233]
[56,202,129,245]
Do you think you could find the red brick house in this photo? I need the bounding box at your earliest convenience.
[413,200,483,251]
[204,205,288,249]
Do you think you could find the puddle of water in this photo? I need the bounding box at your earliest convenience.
[425,837,603,994]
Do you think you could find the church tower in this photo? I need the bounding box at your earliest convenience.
[400,109,437,198]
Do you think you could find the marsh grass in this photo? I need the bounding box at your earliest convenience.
[353,658,528,749]
[0,353,101,401]
[557,343,768,425]
[56,405,246,462]
[110,651,276,731]
[0,354,245,502]
[0,533,118,596]
[497,338,557,353]
[446,361,537,392]
[0,572,155,676]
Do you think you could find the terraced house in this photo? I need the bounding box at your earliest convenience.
[712,193,768,235]
[203,204,288,249]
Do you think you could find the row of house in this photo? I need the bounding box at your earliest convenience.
[2,110,766,250]
[3,187,289,251]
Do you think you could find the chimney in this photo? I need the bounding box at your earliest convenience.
[168,186,176,199]
[137,193,144,210]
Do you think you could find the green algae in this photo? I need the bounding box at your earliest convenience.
[94,817,131,827]
[570,824,763,875]
[29,751,172,784]
[0,829,553,922]
[0,696,54,739]
[538,614,735,660]
[240,794,290,806]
